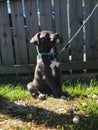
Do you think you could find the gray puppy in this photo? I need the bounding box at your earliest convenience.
[27,30,67,99]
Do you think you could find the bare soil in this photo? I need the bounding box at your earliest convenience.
[0,96,81,130]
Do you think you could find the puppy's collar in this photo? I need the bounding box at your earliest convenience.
[38,52,56,56]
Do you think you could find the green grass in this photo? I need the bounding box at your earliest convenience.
[63,78,98,97]
[0,76,30,100]
[62,78,98,116]
[0,76,98,130]
[0,76,98,101]
[0,84,29,100]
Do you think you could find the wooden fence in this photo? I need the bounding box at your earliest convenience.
[0,0,98,77]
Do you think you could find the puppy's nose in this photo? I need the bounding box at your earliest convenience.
[55,33,59,36]
[55,33,63,43]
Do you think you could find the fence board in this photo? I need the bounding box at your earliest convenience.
[60,61,98,72]
[25,0,39,64]
[0,0,14,65]
[10,0,28,64]
[0,60,98,75]
[54,0,69,62]
[0,0,98,75]
[85,0,98,61]
[0,51,1,65]
[69,0,83,61]
[0,64,35,75]
[39,0,52,30]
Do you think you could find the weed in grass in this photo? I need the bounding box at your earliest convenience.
[80,99,98,114]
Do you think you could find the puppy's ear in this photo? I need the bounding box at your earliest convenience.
[50,33,59,42]
[30,33,40,45]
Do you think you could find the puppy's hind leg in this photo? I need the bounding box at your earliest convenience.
[27,81,46,100]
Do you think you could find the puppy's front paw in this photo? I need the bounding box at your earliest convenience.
[60,91,69,99]
[38,93,46,100]
[60,95,66,99]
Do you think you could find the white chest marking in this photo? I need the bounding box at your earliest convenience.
[50,59,60,76]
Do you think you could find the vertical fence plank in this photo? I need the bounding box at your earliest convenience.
[25,0,39,64]
[39,0,53,30]
[10,0,28,64]
[85,0,98,61]
[0,0,98,74]
[69,0,83,61]
[0,0,14,65]
[54,0,60,33]
[0,50,1,65]
[54,0,69,62]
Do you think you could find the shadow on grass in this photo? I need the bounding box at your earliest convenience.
[0,95,98,130]
[0,76,98,129]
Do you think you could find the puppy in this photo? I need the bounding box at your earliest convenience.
[27,30,67,99]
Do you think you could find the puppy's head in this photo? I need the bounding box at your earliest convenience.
[30,30,62,52]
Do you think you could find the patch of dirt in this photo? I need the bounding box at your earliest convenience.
[0,96,85,130]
